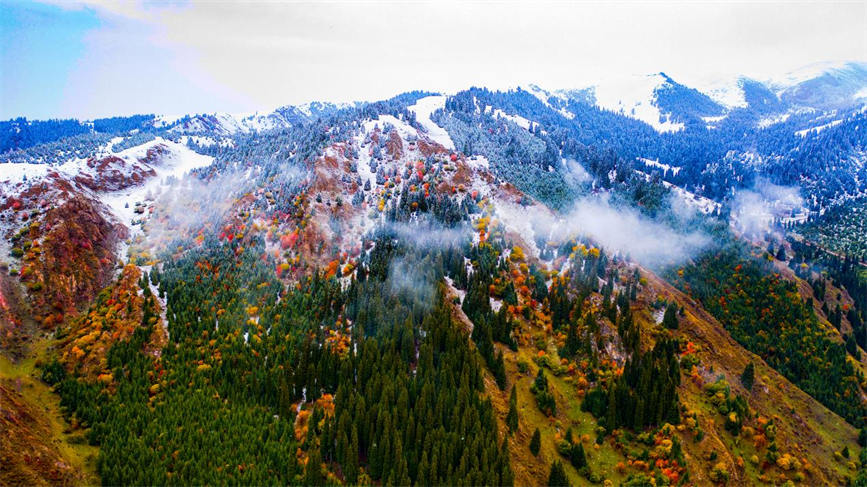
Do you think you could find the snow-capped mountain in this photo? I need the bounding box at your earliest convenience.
[771,61,867,110]
[696,62,867,116]
[3,61,866,223]
[587,73,688,132]
[519,62,867,133]
[153,111,292,136]
[2,69,867,487]
[150,101,358,136]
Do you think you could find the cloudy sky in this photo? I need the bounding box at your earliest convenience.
[1,0,865,119]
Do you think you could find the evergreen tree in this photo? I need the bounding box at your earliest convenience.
[506,386,519,434]
[531,369,556,416]
[530,428,541,456]
[304,448,324,486]
[662,302,679,330]
[564,318,582,357]
[547,460,570,487]
[494,350,508,389]
[776,246,787,261]
[345,427,360,484]
[570,442,587,469]
[741,362,755,391]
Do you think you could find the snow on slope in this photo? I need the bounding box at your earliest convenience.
[408,95,455,150]
[701,77,748,109]
[100,138,214,235]
[0,163,50,187]
[365,115,417,140]
[491,109,532,130]
[296,100,354,117]
[758,111,793,128]
[795,119,843,137]
[1,137,214,264]
[591,74,684,133]
[1,138,213,235]
[523,84,575,120]
[768,61,853,91]
[155,111,291,135]
[634,169,719,214]
[639,157,681,176]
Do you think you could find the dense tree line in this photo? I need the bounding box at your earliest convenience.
[45,202,513,485]
[582,339,681,431]
[674,246,867,427]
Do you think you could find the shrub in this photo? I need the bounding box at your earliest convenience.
[709,462,730,483]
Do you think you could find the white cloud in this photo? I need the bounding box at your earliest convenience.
[20,0,867,118]
[518,194,711,268]
[732,180,804,237]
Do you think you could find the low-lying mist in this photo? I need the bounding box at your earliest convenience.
[139,163,307,257]
[529,194,712,269]
[731,179,804,237]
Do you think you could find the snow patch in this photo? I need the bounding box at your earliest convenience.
[768,61,852,91]
[701,78,748,109]
[99,138,214,241]
[795,119,842,137]
[407,95,455,150]
[363,115,417,140]
[591,74,684,133]
[702,114,728,128]
[758,111,792,128]
[639,157,681,176]
[523,84,575,120]
[466,155,490,170]
[492,109,532,130]
[0,163,50,186]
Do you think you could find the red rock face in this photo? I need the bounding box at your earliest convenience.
[87,154,125,169]
[139,143,170,166]
[75,154,158,192]
[17,196,127,327]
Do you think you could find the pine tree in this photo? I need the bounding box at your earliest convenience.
[776,246,786,261]
[564,318,581,357]
[530,428,541,456]
[570,442,586,469]
[417,450,430,486]
[304,448,324,486]
[547,460,570,487]
[741,362,755,391]
[662,302,679,330]
[494,350,507,389]
[345,426,360,485]
[506,386,519,433]
[390,438,411,487]
[605,382,617,431]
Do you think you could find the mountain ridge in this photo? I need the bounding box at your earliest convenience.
[1,62,867,486]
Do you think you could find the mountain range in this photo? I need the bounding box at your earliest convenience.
[2,61,867,486]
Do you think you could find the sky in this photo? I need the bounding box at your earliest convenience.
[1,0,865,120]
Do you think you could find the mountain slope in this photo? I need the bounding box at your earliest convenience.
[0,72,866,486]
